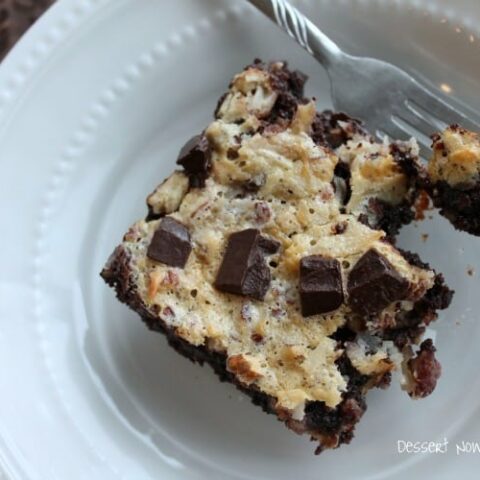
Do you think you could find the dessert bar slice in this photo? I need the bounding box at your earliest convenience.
[102,60,452,453]
[424,125,480,235]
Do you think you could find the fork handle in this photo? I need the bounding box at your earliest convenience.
[247,0,344,68]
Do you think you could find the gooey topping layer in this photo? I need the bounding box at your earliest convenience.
[120,63,434,417]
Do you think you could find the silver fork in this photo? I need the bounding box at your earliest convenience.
[247,0,480,158]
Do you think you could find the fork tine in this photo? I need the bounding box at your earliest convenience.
[416,142,432,161]
[379,120,410,141]
[380,120,432,160]
[410,82,480,132]
[398,106,441,138]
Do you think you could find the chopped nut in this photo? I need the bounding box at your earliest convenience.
[414,191,431,221]
[175,323,205,346]
[190,200,210,219]
[253,318,266,339]
[147,171,189,216]
[282,345,306,364]
[251,333,264,343]
[227,354,263,383]
[123,224,142,242]
[162,270,179,287]
[240,303,253,321]
[271,307,285,318]
[254,202,272,223]
[346,341,395,377]
[276,389,309,415]
[162,306,175,319]
[148,269,180,301]
[206,322,222,338]
[148,269,163,301]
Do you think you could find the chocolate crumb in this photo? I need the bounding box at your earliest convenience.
[251,333,264,343]
[332,221,348,235]
[311,111,368,149]
[406,339,441,398]
[227,147,239,160]
[414,191,431,221]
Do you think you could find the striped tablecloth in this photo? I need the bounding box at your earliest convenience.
[0,0,55,60]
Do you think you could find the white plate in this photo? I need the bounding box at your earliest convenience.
[1,0,480,478]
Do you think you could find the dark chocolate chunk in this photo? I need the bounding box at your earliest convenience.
[347,249,409,316]
[177,135,210,173]
[215,229,277,300]
[299,255,344,317]
[176,135,210,187]
[147,217,192,268]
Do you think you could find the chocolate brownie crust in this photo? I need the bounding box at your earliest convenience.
[102,60,453,453]
[101,245,372,452]
[429,180,480,235]
[102,240,451,452]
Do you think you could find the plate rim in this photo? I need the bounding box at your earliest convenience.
[2,0,480,479]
